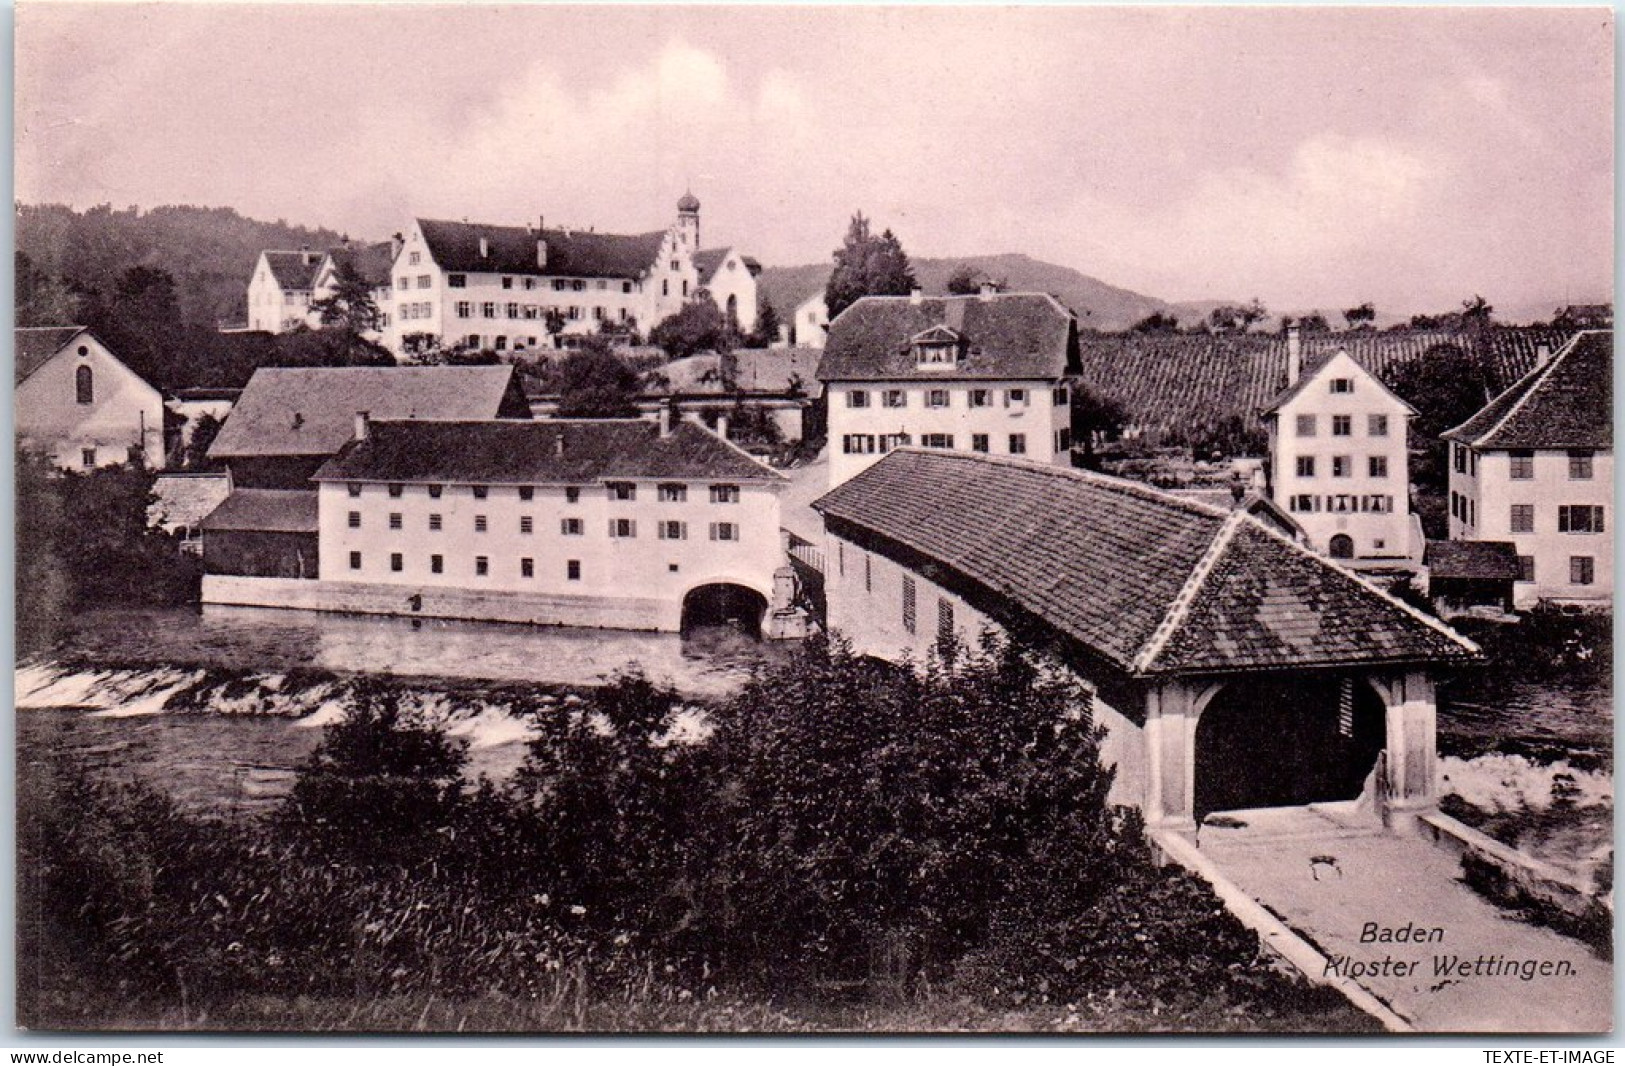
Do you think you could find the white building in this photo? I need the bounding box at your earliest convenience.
[1442,330,1612,608]
[817,288,1080,488]
[201,414,788,634]
[382,193,756,357]
[16,326,166,470]
[309,242,395,339]
[791,290,830,349]
[246,250,324,333]
[693,246,762,334]
[1262,333,1417,566]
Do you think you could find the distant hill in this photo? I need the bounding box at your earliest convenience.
[16,203,347,328]
[756,253,1203,332]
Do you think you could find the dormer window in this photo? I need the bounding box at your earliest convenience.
[911,325,964,369]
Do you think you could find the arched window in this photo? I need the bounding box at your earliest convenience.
[1329,534,1355,560]
[75,365,94,405]
[726,293,739,325]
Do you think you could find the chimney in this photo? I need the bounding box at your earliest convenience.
[555,432,566,458]
[1286,323,1303,386]
[1536,343,1552,368]
[354,411,370,442]
[391,232,404,261]
[478,236,489,259]
[716,413,730,440]
[909,286,923,306]
[537,238,548,269]
[659,401,676,437]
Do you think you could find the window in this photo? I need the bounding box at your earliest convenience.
[1568,450,1595,480]
[349,551,362,570]
[518,486,533,502]
[519,516,534,535]
[842,434,877,455]
[880,433,912,452]
[972,434,990,453]
[659,520,687,540]
[659,484,688,503]
[347,483,362,498]
[1295,414,1316,437]
[709,521,738,542]
[502,276,513,290]
[1053,386,1070,406]
[1369,414,1389,437]
[1570,556,1595,586]
[80,447,96,468]
[565,487,580,504]
[431,554,443,574]
[608,482,636,501]
[710,484,740,504]
[922,433,955,449]
[1330,378,1353,394]
[846,390,870,409]
[448,274,466,288]
[610,518,636,538]
[1365,495,1393,514]
[1510,504,1535,533]
[1369,456,1388,478]
[1289,494,1319,513]
[390,552,403,572]
[475,515,487,533]
[1517,555,1535,583]
[567,560,581,581]
[1055,428,1072,452]
[428,484,443,499]
[1558,505,1605,533]
[472,486,488,499]
[882,390,907,408]
[408,251,421,265]
[521,557,534,579]
[926,389,950,408]
[481,302,496,319]
[348,511,361,529]
[937,598,955,648]
[429,513,442,531]
[1296,456,1316,478]
[1329,415,1351,437]
[1332,456,1351,478]
[969,389,991,408]
[902,576,917,634]
[1329,495,1355,513]
[475,556,489,577]
[560,517,583,536]
[75,365,93,405]
[1009,433,1027,455]
[1509,450,1535,479]
[1005,389,1028,407]
[388,512,402,530]
[398,276,410,290]
[1453,444,1467,474]
[382,483,401,499]
[417,275,431,289]
[506,302,520,319]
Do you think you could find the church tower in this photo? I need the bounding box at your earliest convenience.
[676,190,701,249]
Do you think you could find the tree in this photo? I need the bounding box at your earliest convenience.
[824,212,918,320]
[270,326,395,369]
[1343,302,1376,329]
[1383,343,1488,492]
[1461,294,1495,328]
[1071,386,1129,469]
[1207,298,1267,334]
[1294,312,1331,333]
[1131,311,1181,334]
[746,295,782,348]
[310,256,382,335]
[15,252,83,327]
[945,264,981,296]
[182,412,225,470]
[650,299,734,361]
[555,338,641,417]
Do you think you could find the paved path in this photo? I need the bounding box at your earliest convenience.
[1199,805,1612,1033]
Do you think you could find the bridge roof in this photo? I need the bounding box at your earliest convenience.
[814,450,1479,677]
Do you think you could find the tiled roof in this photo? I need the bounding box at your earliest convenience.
[199,489,319,534]
[817,293,1079,382]
[263,250,325,291]
[1423,540,1522,582]
[417,218,665,280]
[1442,331,1612,450]
[150,472,233,532]
[1074,326,1579,437]
[693,248,729,286]
[209,366,529,459]
[327,241,395,289]
[14,325,87,384]
[1261,349,1417,416]
[814,450,1478,677]
[314,418,786,485]
[653,348,821,396]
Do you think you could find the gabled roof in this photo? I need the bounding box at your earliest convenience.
[653,348,821,396]
[814,450,1478,677]
[314,418,785,485]
[199,489,320,534]
[1442,330,1612,450]
[324,241,395,290]
[417,218,666,280]
[209,366,529,459]
[14,325,89,384]
[1261,348,1416,416]
[262,250,325,291]
[1423,540,1522,582]
[693,248,738,286]
[817,293,1079,382]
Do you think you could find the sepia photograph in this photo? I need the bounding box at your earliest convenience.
[10,2,1615,1037]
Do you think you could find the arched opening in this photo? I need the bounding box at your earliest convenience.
[726,293,739,327]
[680,582,768,641]
[75,364,94,405]
[1329,533,1355,559]
[1194,675,1385,820]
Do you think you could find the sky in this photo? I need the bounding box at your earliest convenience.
[14,4,1615,317]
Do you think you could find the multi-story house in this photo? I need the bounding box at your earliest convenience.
[292,413,786,633]
[1442,330,1612,607]
[381,193,755,357]
[309,241,396,339]
[246,249,325,332]
[817,287,1081,488]
[15,326,167,470]
[1262,334,1417,566]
